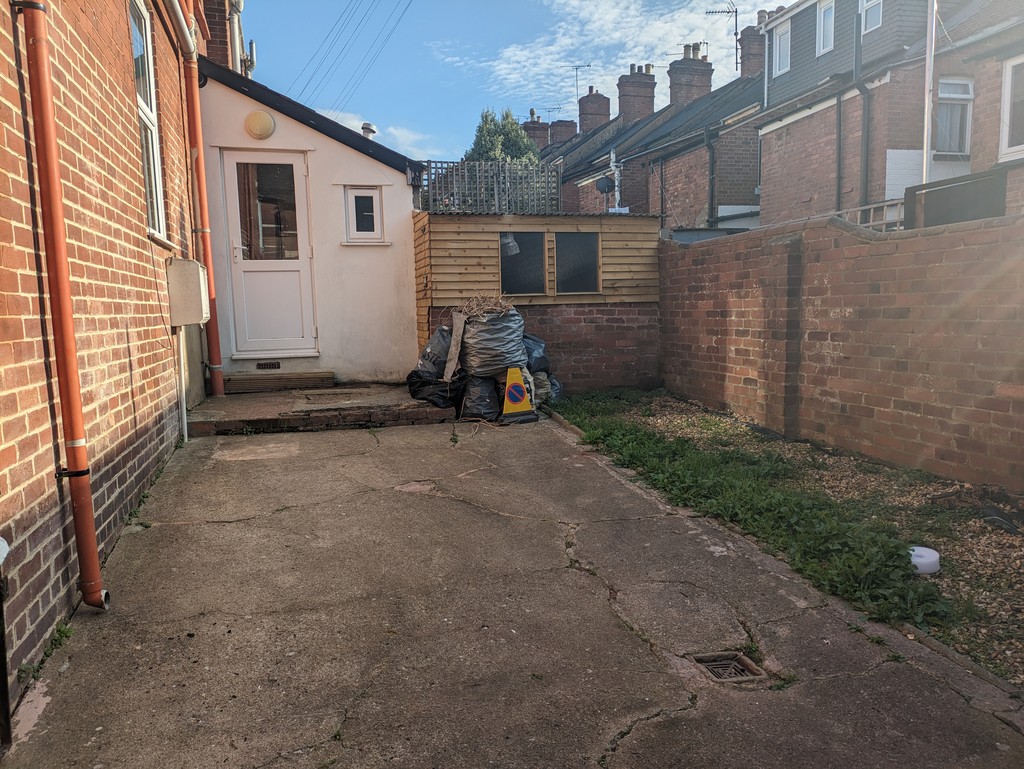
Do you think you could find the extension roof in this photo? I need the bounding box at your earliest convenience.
[198,57,423,176]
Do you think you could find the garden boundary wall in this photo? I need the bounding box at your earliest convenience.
[659,214,1024,491]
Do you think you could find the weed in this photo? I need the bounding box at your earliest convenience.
[769,672,798,691]
[887,652,907,663]
[18,622,74,682]
[555,391,951,628]
[331,728,343,742]
[449,426,460,445]
[867,635,886,645]
[738,640,763,665]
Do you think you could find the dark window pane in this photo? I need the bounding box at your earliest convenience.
[556,232,599,294]
[129,3,151,106]
[1010,63,1024,149]
[354,195,375,232]
[236,163,298,260]
[500,232,545,295]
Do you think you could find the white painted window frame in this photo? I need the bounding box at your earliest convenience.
[934,77,973,156]
[129,0,166,238]
[773,19,791,77]
[861,0,882,34]
[344,186,384,243]
[999,54,1024,163]
[817,0,835,55]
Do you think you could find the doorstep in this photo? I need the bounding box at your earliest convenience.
[187,383,455,436]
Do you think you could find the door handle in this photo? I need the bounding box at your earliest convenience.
[232,243,248,263]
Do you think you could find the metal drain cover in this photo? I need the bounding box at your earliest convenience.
[693,652,766,681]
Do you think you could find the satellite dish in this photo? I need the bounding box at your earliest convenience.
[596,176,615,194]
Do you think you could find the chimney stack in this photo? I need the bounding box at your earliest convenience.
[521,108,550,150]
[668,43,713,107]
[739,24,766,77]
[579,85,611,133]
[549,119,578,144]
[617,63,656,125]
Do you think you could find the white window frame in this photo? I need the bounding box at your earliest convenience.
[773,20,791,77]
[817,0,835,56]
[344,186,384,243]
[999,54,1024,163]
[129,0,166,238]
[934,77,973,156]
[861,0,882,34]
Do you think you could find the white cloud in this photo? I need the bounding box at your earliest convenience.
[317,108,458,160]
[433,0,764,120]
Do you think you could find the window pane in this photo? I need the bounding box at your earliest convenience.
[354,195,375,232]
[777,28,790,72]
[820,4,834,52]
[1010,63,1024,149]
[236,163,299,260]
[934,103,967,153]
[500,232,545,295]
[865,0,882,30]
[556,232,599,294]
[130,3,151,106]
[138,118,160,231]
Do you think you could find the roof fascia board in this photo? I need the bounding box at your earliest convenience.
[761,0,815,31]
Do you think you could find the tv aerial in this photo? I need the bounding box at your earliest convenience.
[706,2,739,71]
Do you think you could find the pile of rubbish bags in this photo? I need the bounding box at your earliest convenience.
[406,307,562,421]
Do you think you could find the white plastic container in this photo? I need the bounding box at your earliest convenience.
[909,546,940,575]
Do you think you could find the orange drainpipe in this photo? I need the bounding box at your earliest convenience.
[178,0,226,396]
[16,1,108,610]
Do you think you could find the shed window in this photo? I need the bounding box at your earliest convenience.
[934,78,973,156]
[817,1,834,55]
[499,232,546,295]
[861,0,882,33]
[344,186,383,242]
[129,0,165,237]
[555,232,600,294]
[773,20,791,77]
[1000,55,1024,162]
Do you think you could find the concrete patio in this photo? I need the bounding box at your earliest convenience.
[6,420,1023,768]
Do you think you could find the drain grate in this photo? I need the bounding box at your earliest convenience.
[693,652,766,681]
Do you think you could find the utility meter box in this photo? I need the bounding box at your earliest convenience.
[167,258,210,327]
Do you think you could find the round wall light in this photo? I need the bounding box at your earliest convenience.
[244,110,276,140]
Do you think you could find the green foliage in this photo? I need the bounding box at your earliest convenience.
[556,390,952,628]
[464,108,539,162]
[18,622,74,682]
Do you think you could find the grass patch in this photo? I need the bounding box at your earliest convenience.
[556,390,950,628]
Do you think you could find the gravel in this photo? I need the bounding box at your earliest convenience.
[629,395,1024,687]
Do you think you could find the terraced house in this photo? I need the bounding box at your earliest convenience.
[0,0,254,742]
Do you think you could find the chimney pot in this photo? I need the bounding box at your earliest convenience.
[361,121,377,139]
[693,42,701,58]
[757,9,768,24]
[589,85,594,94]
[644,63,652,75]
[630,63,636,74]
[684,43,692,58]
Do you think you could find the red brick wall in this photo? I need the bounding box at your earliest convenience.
[0,0,189,704]
[576,181,609,214]
[660,214,1024,491]
[649,149,710,229]
[428,304,660,392]
[202,0,231,67]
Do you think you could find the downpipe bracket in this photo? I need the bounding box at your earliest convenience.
[55,466,90,479]
[10,1,47,12]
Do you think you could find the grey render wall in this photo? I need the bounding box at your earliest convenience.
[766,0,929,107]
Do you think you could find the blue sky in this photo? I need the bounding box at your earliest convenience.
[242,1,762,160]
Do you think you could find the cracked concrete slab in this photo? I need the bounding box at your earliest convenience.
[7,421,1023,767]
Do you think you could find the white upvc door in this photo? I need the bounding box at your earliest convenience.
[224,150,317,355]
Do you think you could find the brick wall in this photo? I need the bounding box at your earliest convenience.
[660,214,1024,491]
[202,0,231,67]
[428,305,660,392]
[649,149,709,229]
[0,0,188,705]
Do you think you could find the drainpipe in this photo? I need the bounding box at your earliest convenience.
[835,91,843,211]
[611,148,621,208]
[705,126,718,228]
[229,0,244,73]
[14,0,108,610]
[174,0,226,396]
[853,12,871,210]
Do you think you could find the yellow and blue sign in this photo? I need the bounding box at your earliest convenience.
[500,367,538,424]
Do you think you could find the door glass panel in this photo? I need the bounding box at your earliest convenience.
[236,163,299,260]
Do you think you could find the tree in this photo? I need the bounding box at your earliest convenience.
[463,108,538,162]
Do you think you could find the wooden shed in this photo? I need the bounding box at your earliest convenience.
[413,212,661,345]
[412,212,662,390]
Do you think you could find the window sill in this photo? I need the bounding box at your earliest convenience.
[148,231,177,252]
[997,150,1024,166]
[933,153,970,162]
[341,240,391,247]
